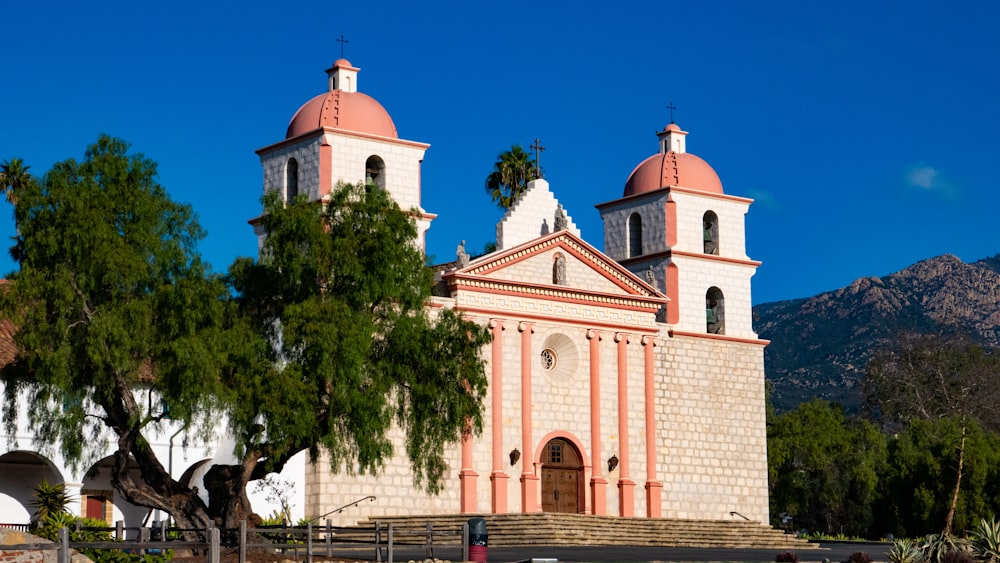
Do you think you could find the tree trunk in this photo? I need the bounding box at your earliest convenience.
[203,462,262,528]
[943,425,966,536]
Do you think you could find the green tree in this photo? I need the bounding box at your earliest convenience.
[1,136,491,529]
[877,417,1000,537]
[484,144,538,209]
[768,398,886,537]
[1,135,230,531]
[865,333,1000,535]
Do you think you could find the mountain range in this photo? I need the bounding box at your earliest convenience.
[754,254,1000,413]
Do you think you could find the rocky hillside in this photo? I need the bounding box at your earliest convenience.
[755,254,1000,413]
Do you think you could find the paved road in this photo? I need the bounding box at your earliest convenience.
[336,541,890,562]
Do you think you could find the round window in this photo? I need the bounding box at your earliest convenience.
[540,348,557,371]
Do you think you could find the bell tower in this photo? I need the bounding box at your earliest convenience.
[596,123,760,338]
[253,59,436,252]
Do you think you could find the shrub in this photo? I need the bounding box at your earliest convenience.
[923,534,970,563]
[888,539,927,563]
[846,552,872,563]
[776,552,800,563]
[970,518,1000,563]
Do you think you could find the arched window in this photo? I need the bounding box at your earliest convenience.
[703,211,719,255]
[706,287,725,335]
[285,158,299,202]
[365,155,386,190]
[628,213,643,258]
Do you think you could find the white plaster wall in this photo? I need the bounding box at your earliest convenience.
[672,256,758,338]
[496,180,581,251]
[670,192,750,259]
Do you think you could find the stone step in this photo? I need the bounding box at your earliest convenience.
[353,514,818,549]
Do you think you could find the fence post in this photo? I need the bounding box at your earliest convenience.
[374,521,382,562]
[306,521,313,563]
[116,520,124,541]
[462,521,470,563]
[425,522,432,560]
[239,520,247,563]
[209,527,221,563]
[325,519,332,558]
[58,526,69,563]
[387,523,393,563]
[139,526,150,556]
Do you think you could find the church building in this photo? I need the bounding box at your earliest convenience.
[253,59,770,524]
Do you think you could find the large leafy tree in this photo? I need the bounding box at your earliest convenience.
[0,135,233,530]
[484,144,538,209]
[1,136,491,529]
[864,333,1000,535]
[767,398,886,537]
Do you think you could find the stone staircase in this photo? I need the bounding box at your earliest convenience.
[354,513,818,549]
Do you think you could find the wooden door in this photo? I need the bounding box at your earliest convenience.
[86,495,106,520]
[540,438,581,513]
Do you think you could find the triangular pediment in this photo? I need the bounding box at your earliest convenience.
[442,230,667,310]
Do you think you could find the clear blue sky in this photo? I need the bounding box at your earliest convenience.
[2,1,998,304]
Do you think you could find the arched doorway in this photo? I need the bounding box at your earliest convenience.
[540,438,583,513]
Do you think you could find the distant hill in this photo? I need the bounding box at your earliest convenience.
[755,254,1000,413]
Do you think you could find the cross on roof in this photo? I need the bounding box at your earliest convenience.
[530,138,545,178]
[666,102,677,123]
[337,35,349,58]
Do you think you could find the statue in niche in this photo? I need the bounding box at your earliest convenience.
[554,253,567,285]
[457,240,470,268]
[645,265,655,286]
[554,205,568,232]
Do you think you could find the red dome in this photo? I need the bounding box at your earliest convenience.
[623,151,723,196]
[286,90,398,139]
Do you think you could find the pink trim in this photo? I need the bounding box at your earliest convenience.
[489,319,508,513]
[459,429,478,513]
[645,481,662,518]
[666,264,680,325]
[491,472,509,514]
[587,330,606,516]
[256,127,430,155]
[670,250,762,267]
[614,333,633,517]
[519,322,539,513]
[451,230,662,300]
[619,479,636,517]
[319,141,332,197]
[642,335,661,517]
[595,185,755,209]
[665,200,677,248]
[451,284,664,312]
[668,330,770,346]
[453,305,660,334]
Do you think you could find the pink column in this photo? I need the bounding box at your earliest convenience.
[615,332,635,517]
[459,420,478,513]
[488,319,508,513]
[587,329,607,516]
[642,335,662,517]
[519,321,539,513]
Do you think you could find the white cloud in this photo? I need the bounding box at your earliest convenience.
[904,163,959,198]
[907,165,939,189]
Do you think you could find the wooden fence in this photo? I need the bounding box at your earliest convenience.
[0,520,471,563]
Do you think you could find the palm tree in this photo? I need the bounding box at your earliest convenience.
[484,145,538,209]
[1,157,31,205]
